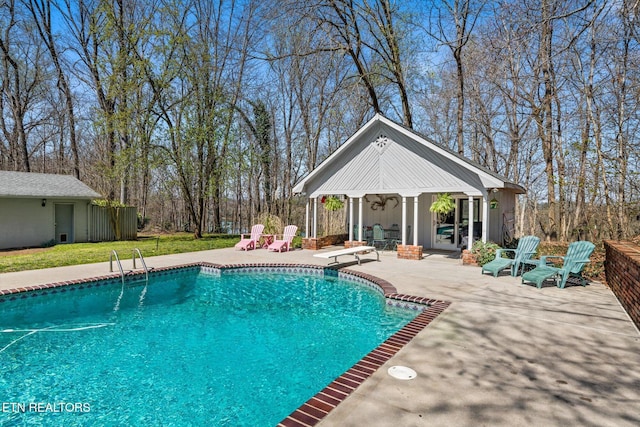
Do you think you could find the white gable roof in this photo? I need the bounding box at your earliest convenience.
[0,171,101,199]
[293,114,525,198]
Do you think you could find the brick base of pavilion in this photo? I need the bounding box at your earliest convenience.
[396,244,423,260]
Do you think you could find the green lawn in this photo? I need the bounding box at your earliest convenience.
[0,233,239,273]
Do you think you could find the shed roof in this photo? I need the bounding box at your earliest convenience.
[0,171,102,199]
[293,114,525,198]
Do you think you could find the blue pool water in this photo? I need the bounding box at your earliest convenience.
[0,268,418,426]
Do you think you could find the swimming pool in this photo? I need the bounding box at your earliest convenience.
[0,264,449,426]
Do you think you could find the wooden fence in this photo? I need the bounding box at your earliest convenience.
[89,205,137,241]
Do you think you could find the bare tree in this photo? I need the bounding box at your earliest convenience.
[59,0,119,199]
[2,0,639,243]
[236,100,275,213]
[278,0,413,127]
[148,0,256,237]
[25,0,80,179]
[610,0,636,238]
[360,0,413,127]
[518,0,595,240]
[0,0,47,171]
[422,0,486,155]
[567,1,608,239]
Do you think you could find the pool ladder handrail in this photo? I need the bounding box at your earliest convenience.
[132,248,150,282]
[109,250,126,286]
[109,248,151,284]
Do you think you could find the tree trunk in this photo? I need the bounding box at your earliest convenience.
[454,46,465,155]
[574,30,596,238]
[615,5,631,238]
[540,0,557,241]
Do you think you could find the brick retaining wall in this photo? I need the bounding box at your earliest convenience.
[604,240,640,330]
[302,238,321,250]
[302,234,349,250]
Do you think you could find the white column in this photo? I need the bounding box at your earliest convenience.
[482,196,489,243]
[414,196,419,246]
[401,196,407,245]
[313,197,318,238]
[468,196,474,251]
[304,199,311,239]
[349,197,354,241]
[344,197,349,237]
[358,197,363,242]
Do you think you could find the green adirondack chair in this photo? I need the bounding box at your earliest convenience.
[372,224,388,250]
[521,241,595,289]
[481,236,540,277]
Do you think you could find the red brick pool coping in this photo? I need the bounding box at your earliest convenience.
[0,262,450,426]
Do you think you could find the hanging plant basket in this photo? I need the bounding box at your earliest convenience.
[323,196,344,212]
[430,193,455,222]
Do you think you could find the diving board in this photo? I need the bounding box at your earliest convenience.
[313,246,379,265]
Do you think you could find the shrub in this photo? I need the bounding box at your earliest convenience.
[92,199,128,208]
[254,212,283,235]
[137,213,150,231]
[471,240,501,266]
[291,235,303,249]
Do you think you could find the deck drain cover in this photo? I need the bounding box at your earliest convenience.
[388,366,417,380]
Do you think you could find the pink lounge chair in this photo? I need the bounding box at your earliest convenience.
[267,225,298,252]
[235,224,265,251]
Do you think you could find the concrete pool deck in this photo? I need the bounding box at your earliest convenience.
[1,246,639,427]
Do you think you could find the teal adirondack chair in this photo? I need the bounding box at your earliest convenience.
[521,241,595,289]
[372,224,387,250]
[481,236,540,277]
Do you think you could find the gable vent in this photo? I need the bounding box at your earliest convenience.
[373,134,391,154]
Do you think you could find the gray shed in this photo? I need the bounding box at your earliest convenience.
[293,114,525,255]
[0,171,102,250]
